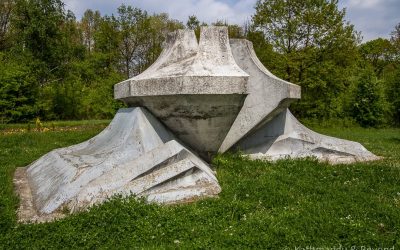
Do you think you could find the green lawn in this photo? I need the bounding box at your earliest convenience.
[0,122,399,249]
[0,119,111,134]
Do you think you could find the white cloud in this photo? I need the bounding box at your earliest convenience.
[347,0,381,8]
[63,0,257,25]
[340,0,400,41]
[63,0,400,42]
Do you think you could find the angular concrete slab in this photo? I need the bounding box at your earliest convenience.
[219,39,301,153]
[235,109,380,164]
[14,108,221,223]
[114,27,249,158]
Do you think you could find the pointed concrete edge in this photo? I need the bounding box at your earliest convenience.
[114,26,249,100]
[13,108,221,223]
[219,39,301,153]
[236,109,381,164]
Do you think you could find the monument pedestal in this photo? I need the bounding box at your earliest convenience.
[14,108,221,223]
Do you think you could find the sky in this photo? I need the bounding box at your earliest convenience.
[62,0,400,42]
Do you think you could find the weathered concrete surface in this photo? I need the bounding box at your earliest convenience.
[124,95,245,160]
[235,109,380,164]
[114,27,249,157]
[219,39,301,153]
[114,27,248,96]
[14,108,221,223]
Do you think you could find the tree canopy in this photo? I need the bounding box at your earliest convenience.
[0,0,399,127]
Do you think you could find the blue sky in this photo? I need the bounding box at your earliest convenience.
[63,0,400,42]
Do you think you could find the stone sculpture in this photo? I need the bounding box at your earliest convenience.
[14,108,221,222]
[115,28,248,159]
[14,26,379,222]
[224,39,378,164]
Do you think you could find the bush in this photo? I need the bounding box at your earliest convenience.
[386,67,400,125]
[0,53,38,123]
[351,68,386,127]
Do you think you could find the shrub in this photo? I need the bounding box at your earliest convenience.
[351,68,386,127]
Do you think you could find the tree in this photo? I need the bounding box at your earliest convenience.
[11,0,94,120]
[186,15,200,30]
[252,0,360,118]
[186,15,207,40]
[212,20,245,38]
[114,6,183,78]
[351,68,385,127]
[93,15,120,68]
[386,67,400,125]
[79,9,101,54]
[0,52,37,122]
[51,11,87,120]
[359,38,395,77]
[0,0,13,50]
[390,22,400,61]
[13,0,65,64]
[10,0,69,119]
[74,9,183,119]
[116,5,150,78]
[387,23,400,125]
[0,3,187,122]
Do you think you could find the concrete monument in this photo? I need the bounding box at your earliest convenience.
[14,26,378,222]
[223,39,379,164]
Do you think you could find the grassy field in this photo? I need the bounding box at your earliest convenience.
[0,120,111,134]
[0,121,399,249]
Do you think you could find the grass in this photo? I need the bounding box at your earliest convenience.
[0,122,399,249]
[0,119,111,134]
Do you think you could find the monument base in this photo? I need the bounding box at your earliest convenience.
[14,108,221,223]
[236,109,380,164]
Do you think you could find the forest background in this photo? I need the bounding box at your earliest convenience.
[0,0,399,127]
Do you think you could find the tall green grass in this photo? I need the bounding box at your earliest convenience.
[0,124,399,249]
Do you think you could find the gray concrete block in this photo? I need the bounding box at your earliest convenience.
[114,27,249,157]
[14,108,221,223]
[236,109,380,164]
[219,39,301,153]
